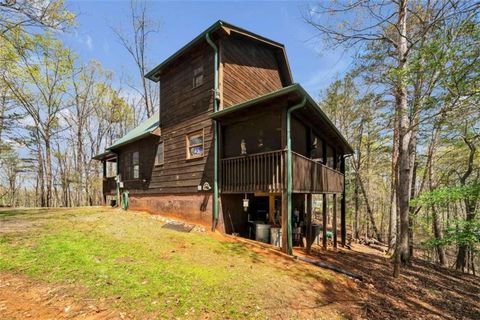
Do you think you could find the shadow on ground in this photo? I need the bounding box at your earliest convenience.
[304,245,480,320]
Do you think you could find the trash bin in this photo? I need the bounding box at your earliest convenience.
[255,223,271,243]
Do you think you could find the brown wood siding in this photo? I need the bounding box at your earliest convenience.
[109,136,159,193]
[221,35,283,108]
[154,41,215,193]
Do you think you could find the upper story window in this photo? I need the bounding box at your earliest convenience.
[132,151,140,179]
[326,145,335,169]
[192,65,204,88]
[311,136,324,162]
[186,130,204,159]
[155,142,164,166]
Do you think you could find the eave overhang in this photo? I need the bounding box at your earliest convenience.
[145,20,293,85]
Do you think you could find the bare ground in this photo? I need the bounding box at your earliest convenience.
[0,273,124,320]
[301,244,480,320]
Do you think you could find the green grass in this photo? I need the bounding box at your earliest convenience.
[0,207,341,319]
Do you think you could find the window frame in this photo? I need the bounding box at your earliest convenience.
[186,129,205,160]
[132,151,140,179]
[155,141,164,166]
[192,65,204,88]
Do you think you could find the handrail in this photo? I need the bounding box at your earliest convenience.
[290,151,344,176]
[221,150,284,161]
[220,149,344,194]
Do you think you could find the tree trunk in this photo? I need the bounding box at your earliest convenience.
[388,116,399,254]
[393,0,411,277]
[354,178,360,239]
[356,170,382,242]
[45,136,53,207]
[455,138,477,272]
[456,200,476,271]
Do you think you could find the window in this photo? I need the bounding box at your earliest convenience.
[132,151,139,179]
[311,136,324,162]
[326,145,335,168]
[155,142,164,166]
[192,65,203,88]
[186,130,204,159]
[124,153,131,179]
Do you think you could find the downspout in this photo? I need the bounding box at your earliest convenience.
[206,32,220,230]
[286,97,307,255]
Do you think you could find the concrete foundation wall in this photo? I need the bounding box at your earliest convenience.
[128,193,213,227]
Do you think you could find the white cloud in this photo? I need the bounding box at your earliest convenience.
[74,31,94,51]
[85,35,93,50]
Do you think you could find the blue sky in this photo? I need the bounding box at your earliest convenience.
[61,0,353,99]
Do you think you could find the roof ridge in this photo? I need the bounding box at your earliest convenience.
[145,20,288,81]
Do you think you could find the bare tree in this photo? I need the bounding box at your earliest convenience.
[112,0,159,119]
[0,0,74,36]
[304,0,480,277]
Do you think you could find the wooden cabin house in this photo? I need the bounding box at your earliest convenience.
[94,21,353,254]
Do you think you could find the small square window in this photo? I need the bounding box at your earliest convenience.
[155,142,164,166]
[192,66,203,88]
[186,130,204,159]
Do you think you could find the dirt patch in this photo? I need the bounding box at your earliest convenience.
[0,220,38,234]
[0,273,124,320]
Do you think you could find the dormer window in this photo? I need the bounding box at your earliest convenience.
[192,65,203,88]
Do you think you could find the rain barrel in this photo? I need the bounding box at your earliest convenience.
[270,227,282,247]
[255,223,271,243]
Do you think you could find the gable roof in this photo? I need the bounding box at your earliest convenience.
[145,20,293,84]
[210,84,354,155]
[108,111,160,150]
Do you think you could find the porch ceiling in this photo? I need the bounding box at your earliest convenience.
[210,84,354,155]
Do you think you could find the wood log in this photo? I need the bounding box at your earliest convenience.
[294,255,363,281]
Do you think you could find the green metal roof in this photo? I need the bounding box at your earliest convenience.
[108,111,160,150]
[210,84,354,154]
[145,20,292,82]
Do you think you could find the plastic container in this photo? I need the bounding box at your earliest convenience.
[270,227,282,247]
[255,223,271,243]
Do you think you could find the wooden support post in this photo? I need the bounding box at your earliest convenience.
[322,193,327,250]
[102,160,107,178]
[280,107,288,253]
[269,195,275,225]
[306,193,313,254]
[281,189,288,252]
[333,193,338,249]
[340,156,346,247]
[102,160,107,205]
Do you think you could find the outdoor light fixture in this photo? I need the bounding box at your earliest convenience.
[243,195,249,212]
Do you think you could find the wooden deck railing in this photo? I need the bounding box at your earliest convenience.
[221,150,284,193]
[291,152,344,193]
[220,150,344,194]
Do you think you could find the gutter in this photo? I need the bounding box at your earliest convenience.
[206,32,220,231]
[285,97,307,255]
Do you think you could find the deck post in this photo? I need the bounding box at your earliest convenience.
[306,193,313,254]
[102,160,107,178]
[333,193,338,249]
[340,156,346,247]
[281,108,288,252]
[322,193,327,250]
